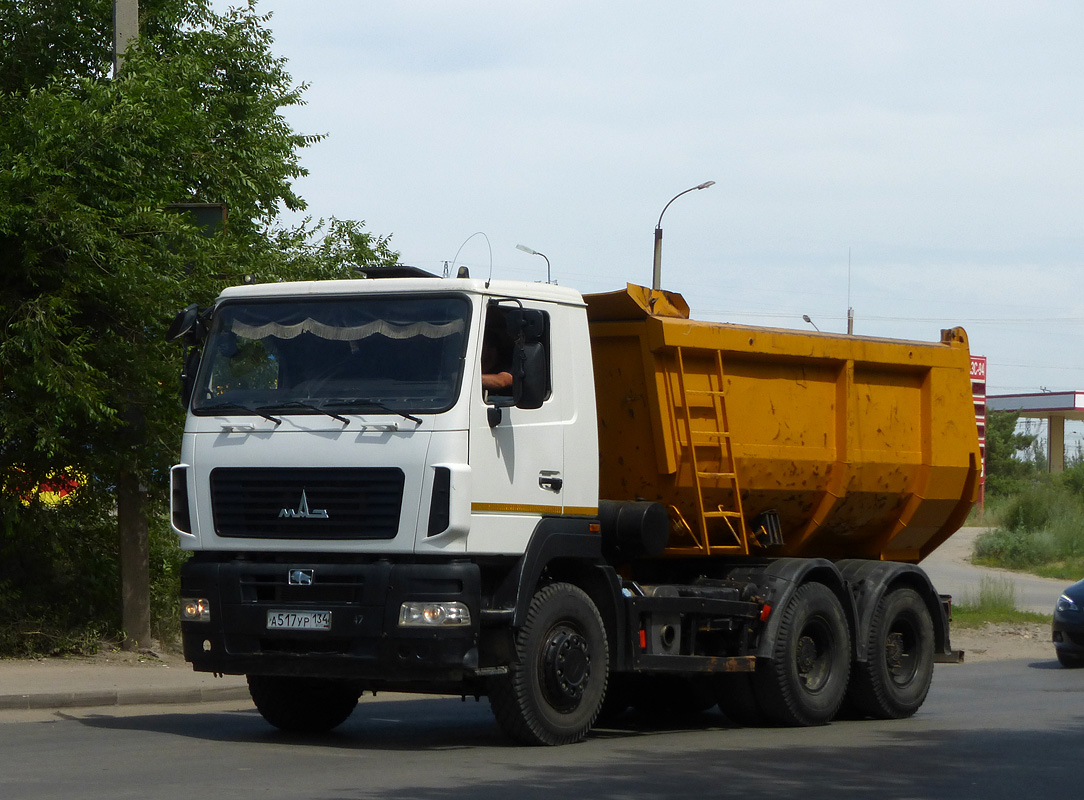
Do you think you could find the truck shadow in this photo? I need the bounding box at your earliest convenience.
[69,696,741,751]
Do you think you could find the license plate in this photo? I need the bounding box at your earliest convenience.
[266,610,331,630]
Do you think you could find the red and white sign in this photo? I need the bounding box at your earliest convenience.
[970,356,987,381]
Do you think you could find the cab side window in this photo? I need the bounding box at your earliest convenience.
[481,311,515,397]
[481,304,550,406]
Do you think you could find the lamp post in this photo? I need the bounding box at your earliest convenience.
[652,180,714,291]
[516,244,552,284]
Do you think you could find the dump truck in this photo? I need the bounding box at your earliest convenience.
[167,270,981,745]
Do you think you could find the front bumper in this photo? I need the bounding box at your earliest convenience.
[180,555,481,686]
[1052,611,1084,657]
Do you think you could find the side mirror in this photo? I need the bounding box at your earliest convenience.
[512,340,547,409]
[166,304,200,342]
[518,308,545,342]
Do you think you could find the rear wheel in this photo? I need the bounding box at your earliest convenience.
[488,582,609,745]
[247,675,359,733]
[754,582,851,726]
[848,587,935,719]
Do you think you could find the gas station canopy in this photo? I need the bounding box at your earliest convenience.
[987,392,1084,473]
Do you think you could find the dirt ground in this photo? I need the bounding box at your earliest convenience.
[951,621,1054,663]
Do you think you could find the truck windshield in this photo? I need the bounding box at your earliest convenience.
[191,295,470,416]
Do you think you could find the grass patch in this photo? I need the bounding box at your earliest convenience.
[950,576,1050,628]
[966,493,1016,528]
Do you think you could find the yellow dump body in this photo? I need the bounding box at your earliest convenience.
[586,285,981,564]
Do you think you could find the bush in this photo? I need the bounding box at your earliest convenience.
[974,475,1084,580]
[0,491,186,657]
[149,508,189,646]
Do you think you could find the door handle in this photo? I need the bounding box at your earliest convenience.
[538,471,563,492]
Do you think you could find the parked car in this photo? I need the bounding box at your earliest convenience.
[1053,578,1084,668]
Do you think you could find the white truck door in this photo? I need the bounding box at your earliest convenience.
[466,300,570,554]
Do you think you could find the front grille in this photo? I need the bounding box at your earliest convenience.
[238,569,366,604]
[210,467,404,539]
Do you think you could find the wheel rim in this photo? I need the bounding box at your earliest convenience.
[795,618,835,693]
[539,622,591,713]
[885,618,919,687]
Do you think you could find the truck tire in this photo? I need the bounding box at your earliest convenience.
[488,582,609,746]
[848,587,935,719]
[754,581,851,726]
[247,675,359,733]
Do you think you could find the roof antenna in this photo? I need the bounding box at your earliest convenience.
[451,232,493,288]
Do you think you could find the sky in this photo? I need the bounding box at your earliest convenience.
[210,2,1083,422]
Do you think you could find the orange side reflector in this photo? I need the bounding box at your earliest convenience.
[759,604,772,622]
[639,629,647,650]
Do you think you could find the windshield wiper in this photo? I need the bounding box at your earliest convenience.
[324,398,422,424]
[257,401,349,425]
[199,401,282,425]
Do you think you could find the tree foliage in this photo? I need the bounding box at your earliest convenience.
[0,0,396,653]
[984,411,1041,497]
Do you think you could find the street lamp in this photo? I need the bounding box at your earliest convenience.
[652,181,714,291]
[516,244,552,284]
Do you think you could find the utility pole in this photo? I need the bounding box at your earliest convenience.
[113,0,152,651]
[846,247,855,335]
[113,0,139,77]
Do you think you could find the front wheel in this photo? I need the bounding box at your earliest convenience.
[848,586,935,719]
[754,581,851,726]
[488,582,609,745]
[1056,649,1084,668]
[247,675,359,733]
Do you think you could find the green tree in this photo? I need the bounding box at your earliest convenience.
[984,411,1040,497]
[0,0,396,652]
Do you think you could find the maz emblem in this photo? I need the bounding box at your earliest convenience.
[279,490,329,520]
[288,568,314,586]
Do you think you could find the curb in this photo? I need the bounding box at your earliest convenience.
[0,684,251,712]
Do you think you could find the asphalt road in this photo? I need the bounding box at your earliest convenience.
[921,526,1069,614]
[2,657,1079,800]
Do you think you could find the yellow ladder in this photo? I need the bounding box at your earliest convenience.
[672,346,749,555]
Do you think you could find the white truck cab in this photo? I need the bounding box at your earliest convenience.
[170,272,625,744]
[172,276,599,558]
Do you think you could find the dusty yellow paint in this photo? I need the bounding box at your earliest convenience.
[586,284,981,564]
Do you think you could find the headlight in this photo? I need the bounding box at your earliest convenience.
[398,601,471,627]
[181,597,211,622]
[1056,594,1080,613]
